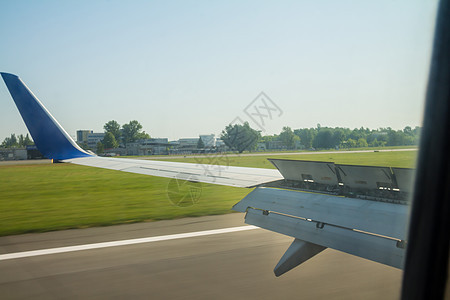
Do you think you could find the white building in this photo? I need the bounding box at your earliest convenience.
[76,130,93,143]
[126,138,170,156]
[178,138,199,149]
[87,132,105,149]
[199,134,215,148]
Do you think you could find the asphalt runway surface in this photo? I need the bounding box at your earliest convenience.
[0,213,402,299]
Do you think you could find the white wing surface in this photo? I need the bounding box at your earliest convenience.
[65,156,283,188]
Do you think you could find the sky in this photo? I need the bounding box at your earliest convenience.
[0,0,439,141]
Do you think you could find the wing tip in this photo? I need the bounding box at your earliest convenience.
[1,72,94,160]
[1,72,18,78]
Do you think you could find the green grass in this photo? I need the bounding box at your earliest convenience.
[0,150,417,236]
[158,150,418,169]
[124,145,418,159]
[0,164,248,236]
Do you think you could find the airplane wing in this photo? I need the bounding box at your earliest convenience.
[1,72,411,276]
[0,72,282,188]
[65,156,283,188]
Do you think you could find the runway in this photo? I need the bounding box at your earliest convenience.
[0,213,402,299]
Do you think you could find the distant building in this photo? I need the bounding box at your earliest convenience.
[77,130,93,143]
[125,138,170,156]
[178,138,199,149]
[0,148,27,160]
[26,145,44,159]
[267,140,285,150]
[256,142,267,151]
[199,134,215,148]
[215,139,225,147]
[215,139,228,152]
[87,132,105,149]
[170,138,199,154]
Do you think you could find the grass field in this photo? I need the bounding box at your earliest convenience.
[0,150,418,236]
[157,150,418,169]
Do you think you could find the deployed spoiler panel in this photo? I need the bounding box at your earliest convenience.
[391,167,415,193]
[268,158,413,204]
[336,164,394,190]
[268,159,339,186]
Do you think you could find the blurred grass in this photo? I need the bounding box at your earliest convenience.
[0,164,248,236]
[159,150,418,169]
[0,150,417,236]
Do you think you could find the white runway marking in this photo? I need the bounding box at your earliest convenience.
[0,225,258,261]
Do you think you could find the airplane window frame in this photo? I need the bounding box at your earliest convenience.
[401,0,450,298]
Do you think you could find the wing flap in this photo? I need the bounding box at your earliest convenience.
[244,207,405,269]
[233,187,408,240]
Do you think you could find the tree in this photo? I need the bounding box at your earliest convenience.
[18,134,24,147]
[357,138,368,148]
[10,134,17,147]
[279,126,297,149]
[104,120,121,142]
[387,129,402,146]
[345,138,357,148]
[332,129,345,148]
[220,122,261,153]
[23,134,33,146]
[314,128,333,149]
[369,138,386,147]
[136,131,150,140]
[294,128,315,149]
[289,125,420,149]
[79,141,90,150]
[349,128,364,141]
[96,142,104,154]
[197,138,205,149]
[1,134,18,148]
[102,132,119,149]
[13,134,34,147]
[121,120,143,145]
[403,126,412,135]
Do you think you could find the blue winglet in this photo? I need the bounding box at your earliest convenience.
[1,73,93,160]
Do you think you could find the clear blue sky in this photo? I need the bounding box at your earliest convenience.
[0,0,438,141]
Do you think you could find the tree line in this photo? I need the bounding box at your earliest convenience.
[0,120,151,152]
[1,122,420,154]
[221,123,421,153]
[0,134,34,148]
[97,120,150,151]
[293,124,420,149]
